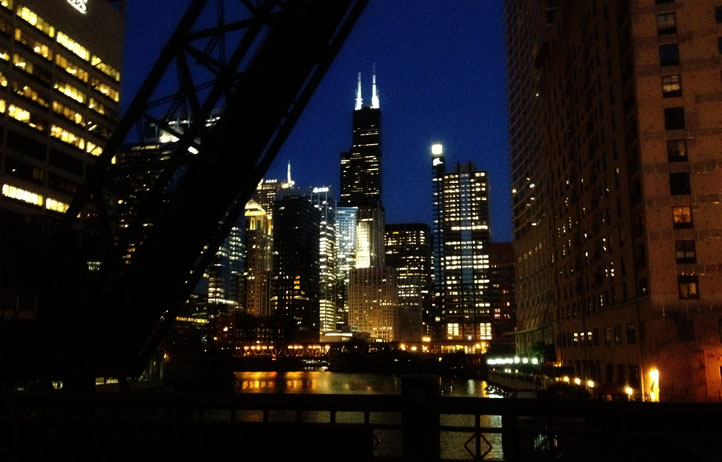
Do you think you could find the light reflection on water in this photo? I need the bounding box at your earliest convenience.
[234,371,500,397]
[234,371,402,394]
[234,371,503,460]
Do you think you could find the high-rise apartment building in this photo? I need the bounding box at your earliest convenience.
[506,0,722,401]
[385,223,431,342]
[0,1,123,222]
[440,162,491,342]
[271,190,320,341]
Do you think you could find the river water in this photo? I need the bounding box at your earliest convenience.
[233,371,504,460]
[233,370,503,397]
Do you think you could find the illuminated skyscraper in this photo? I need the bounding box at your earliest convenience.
[0,1,122,221]
[335,205,357,329]
[506,0,722,401]
[271,190,320,341]
[243,199,271,317]
[348,266,398,342]
[439,161,491,342]
[207,219,244,307]
[385,223,431,342]
[430,143,445,338]
[340,69,385,269]
[303,186,337,335]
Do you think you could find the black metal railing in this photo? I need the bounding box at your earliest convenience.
[1,380,721,461]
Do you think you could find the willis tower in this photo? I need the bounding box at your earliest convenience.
[340,69,384,268]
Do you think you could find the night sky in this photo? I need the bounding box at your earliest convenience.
[121,0,511,242]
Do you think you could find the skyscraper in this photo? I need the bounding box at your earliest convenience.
[340,69,385,269]
[341,71,381,207]
[271,190,320,341]
[385,223,431,342]
[506,0,722,401]
[335,205,357,330]
[0,1,122,222]
[440,162,491,342]
[430,143,446,338]
[243,199,272,317]
[303,186,337,335]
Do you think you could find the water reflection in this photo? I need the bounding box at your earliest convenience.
[235,371,403,394]
[235,371,500,397]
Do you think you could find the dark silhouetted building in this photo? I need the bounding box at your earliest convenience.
[271,190,320,341]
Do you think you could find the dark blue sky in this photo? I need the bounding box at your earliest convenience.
[122,1,511,242]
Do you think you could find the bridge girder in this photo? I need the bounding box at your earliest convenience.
[40,0,369,383]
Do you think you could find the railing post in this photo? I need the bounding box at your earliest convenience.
[502,411,519,462]
[401,375,440,462]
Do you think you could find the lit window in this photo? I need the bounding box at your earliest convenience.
[0,1,13,11]
[52,100,84,126]
[479,322,492,341]
[53,81,86,104]
[91,56,121,82]
[50,124,85,151]
[56,31,89,61]
[2,183,43,206]
[447,322,459,338]
[14,28,52,61]
[55,54,88,82]
[12,53,32,73]
[678,275,699,299]
[90,77,119,102]
[45,197,69,213]
[675,240,696,264]
[13,81,49,108]
[656,13,677,35]
[667,139,687,162]
[17,6,55,38]
[7,103,29,122]
[672,206,693,229]
[661,75,681,97]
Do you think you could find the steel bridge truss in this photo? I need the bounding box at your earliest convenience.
[46,0,368,384]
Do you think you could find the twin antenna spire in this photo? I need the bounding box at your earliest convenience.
[355,64,380,110]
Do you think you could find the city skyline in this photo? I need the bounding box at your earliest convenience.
[121,0,511,241]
